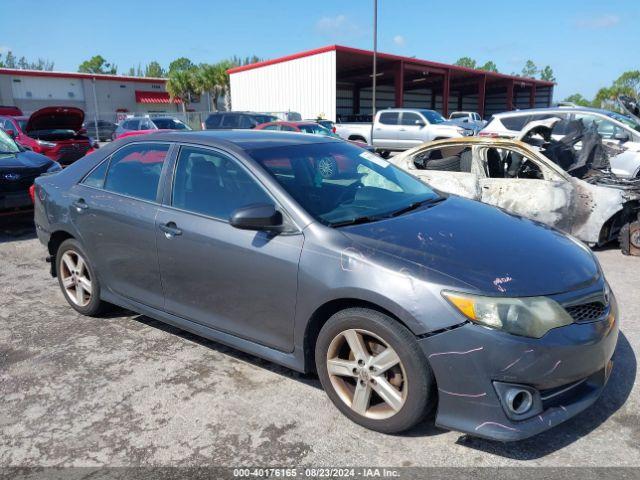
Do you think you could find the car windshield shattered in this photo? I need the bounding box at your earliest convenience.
[249,141,440,226]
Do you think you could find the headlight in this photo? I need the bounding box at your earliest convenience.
[442,291,573,338]
[47,161,62,173]
[36,140,57,148]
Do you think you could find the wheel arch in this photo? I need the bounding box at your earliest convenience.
[302,298,413,373]
[348,135,367,143]
[47,230,76,277]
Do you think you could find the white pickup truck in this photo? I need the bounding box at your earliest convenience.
[335,108,473,156]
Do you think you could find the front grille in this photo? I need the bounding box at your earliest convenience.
[565,302,607,323]
[58,144,90,164]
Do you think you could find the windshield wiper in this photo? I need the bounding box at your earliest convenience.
[386,196,445,218]
[328,215,380,228]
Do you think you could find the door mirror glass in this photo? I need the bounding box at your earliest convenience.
[230,203,283,231]
[614,130,630,142]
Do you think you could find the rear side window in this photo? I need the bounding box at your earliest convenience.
[500,115,530,131]
[172,146,271,220]
[379,112,399,125]
[205,114,222,129]
[103,143,170,202]
[221,114,240,128]
[239,115,256,129]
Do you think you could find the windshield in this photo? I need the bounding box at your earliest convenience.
[298,124,332,136]
[0,129,20,154]
[249,142,439,226]
[152,118,191,130]
[605,111,640,133]
[420,110,446,124]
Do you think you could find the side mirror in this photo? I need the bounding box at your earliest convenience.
[5,129,16,138]
[614,131,629,142]
[230,203,283,231]
[415,120,425,127]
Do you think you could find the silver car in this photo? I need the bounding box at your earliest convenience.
[481,107,640,178]
[113,116,191,140]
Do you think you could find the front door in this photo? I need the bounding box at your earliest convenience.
[373,111,401,149]
[70,142,171,309]
[397,111,428,149]
[156,145,303,352]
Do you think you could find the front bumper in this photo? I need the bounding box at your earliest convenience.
[419,298,618,441]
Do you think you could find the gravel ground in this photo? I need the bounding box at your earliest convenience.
[1,216,638,468]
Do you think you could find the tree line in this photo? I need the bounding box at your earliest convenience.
[453,57,556,82]
[75,54,261,112]
[564,71,640,109]
[0,51,55,70]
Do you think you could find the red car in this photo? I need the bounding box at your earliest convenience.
[114,129,172,140]
[0,107,93,166]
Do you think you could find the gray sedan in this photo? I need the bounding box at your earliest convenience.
[33,131,618,440]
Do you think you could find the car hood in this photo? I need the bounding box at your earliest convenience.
[26,106,85,133]
[339,196,599,297]
[0,150,53,169]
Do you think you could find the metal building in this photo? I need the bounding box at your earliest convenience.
[228,45,555,122]
[0,68,206,120]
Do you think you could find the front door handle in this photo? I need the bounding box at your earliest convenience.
[159,221,182,238]
[72,198,89,212]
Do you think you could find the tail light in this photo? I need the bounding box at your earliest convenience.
[29,184,36,203]
[479,132,499,138]
[332,126,337,133]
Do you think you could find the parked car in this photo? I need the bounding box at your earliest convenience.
[479,107,640,178]
[335,108,474,157]
[202,111,277,130]
[254,120,376,172]
[266,111,302,122]
[305,118,336,133]
[82,120,118,142]
[448,111,486,134]
[389,132,640,254]
[0,129,61,215]
[113,116,191,140]
[0,107,92,166]
[0,106,23,116]
[34,130,618,441]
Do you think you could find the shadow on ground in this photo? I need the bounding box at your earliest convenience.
[0,213,36,243]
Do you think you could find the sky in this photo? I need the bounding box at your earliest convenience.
[1,0,638,100]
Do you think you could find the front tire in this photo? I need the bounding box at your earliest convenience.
[56,239,107,316]
[315,308,435,433]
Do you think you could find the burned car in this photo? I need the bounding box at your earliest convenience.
[390,124,640,255]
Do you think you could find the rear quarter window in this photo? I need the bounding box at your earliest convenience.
[500,115,531,131]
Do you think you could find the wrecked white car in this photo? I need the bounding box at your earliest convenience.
[390,128,640,255]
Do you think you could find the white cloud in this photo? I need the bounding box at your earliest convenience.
[575,14,620,29]
[315,14,362,39]
[393,35,406,47]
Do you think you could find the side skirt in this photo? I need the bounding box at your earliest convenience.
[101,290,307,373]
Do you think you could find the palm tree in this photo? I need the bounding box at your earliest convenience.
[195,63,225,112]
[217,60,234,111]
[166,70,195,113]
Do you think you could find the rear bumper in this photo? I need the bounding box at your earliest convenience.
[0,191,32,213]
[418,297,619,441]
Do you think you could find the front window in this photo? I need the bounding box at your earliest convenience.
[249,142,439,227]
[420,110,446,124]
[0,129,20,154]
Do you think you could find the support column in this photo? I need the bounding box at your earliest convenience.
[442,71,450,117]
[529,84,537,109]
[478,75,486,118]
[394,61,404,108]
[506,80,515,111]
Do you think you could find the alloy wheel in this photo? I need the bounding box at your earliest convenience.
[326,328,407,419]
[60,250,93,307]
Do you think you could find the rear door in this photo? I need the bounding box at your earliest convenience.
[373,111,401,149]
[397,111,429,149]
[155,144,303,351]
[71,142,172,308]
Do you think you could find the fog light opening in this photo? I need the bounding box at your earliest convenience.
[505,388,533,415]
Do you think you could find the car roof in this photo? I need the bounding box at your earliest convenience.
[121,129,338,150]
[492,106,614,117]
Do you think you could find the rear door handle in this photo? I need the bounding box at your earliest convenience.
[159,221,182,238]
[72,199,89,212]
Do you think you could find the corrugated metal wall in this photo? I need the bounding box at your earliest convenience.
[230,51,337,120]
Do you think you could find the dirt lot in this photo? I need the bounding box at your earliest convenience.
[1,215,639,468]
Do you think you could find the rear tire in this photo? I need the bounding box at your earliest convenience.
[56,239,107,316]
[315,308,435,433]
